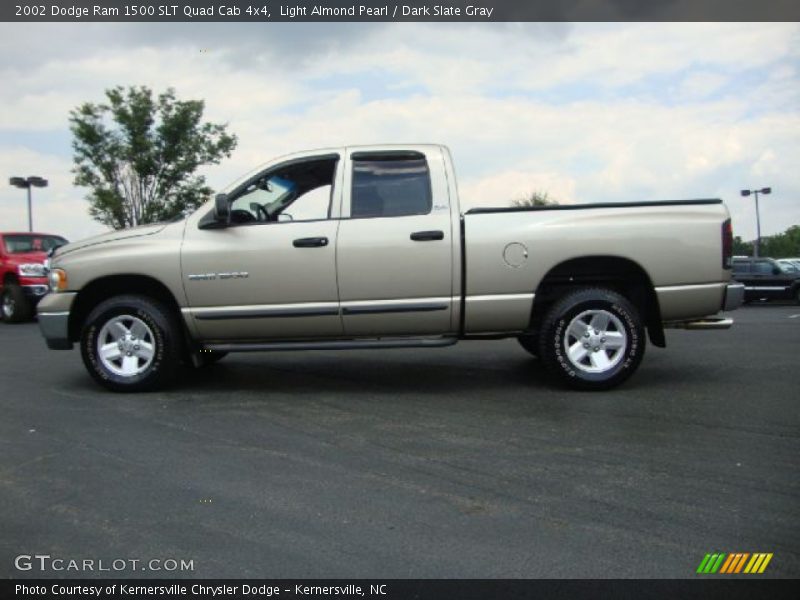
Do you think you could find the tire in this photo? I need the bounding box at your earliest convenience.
[517,334,538,358]
[80,295,182,392]
[1,283,32,323]
[538,287,646,391]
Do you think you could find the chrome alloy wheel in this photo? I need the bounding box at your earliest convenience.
[563,309,628,374]
[96,315,156,377]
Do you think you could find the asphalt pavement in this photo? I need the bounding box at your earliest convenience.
[1,304,798,578]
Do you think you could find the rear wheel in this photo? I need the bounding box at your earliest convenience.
[80,295,182,392]
[1,283,32,323]
[538,288,645,390]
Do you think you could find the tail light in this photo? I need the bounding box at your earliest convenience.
[722,218,733,269]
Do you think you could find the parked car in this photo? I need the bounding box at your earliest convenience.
[1,232,68,322]
[776,258,800,272]
[732,257,800,304]
[38,144,743,392]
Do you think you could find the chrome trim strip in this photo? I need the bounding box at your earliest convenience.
[37,311,71,317]
[654,283,726,292]
[744,286,788,291]
[465,293,535,302]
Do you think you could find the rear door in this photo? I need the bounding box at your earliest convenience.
[335,147,456,336]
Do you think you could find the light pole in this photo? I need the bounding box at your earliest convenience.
[740,187,771,257]
[9,176,48,232]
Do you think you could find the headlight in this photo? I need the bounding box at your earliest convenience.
[48,268,68,292]
[18,263,47,277]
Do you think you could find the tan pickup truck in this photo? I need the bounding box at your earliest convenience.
[38,144,743,392]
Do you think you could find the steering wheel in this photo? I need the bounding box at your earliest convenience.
[230,209,257,224]
[254,204,269,222]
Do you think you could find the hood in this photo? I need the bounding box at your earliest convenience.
[3,250,48,266]
[55,222,169,257]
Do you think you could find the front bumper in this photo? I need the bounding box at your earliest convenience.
[37,292,77,350]
[21,283,49,300]
[723,282,745,311]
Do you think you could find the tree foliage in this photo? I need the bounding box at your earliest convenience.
[733,225,800,257]
[70,86,237,229]
[511,190,558,208]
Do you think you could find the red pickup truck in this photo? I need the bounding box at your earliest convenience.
[1,232,68,323]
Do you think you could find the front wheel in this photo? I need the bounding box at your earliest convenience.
[80,295,182,392]
[538,288,645,391]
[1,283,32,323]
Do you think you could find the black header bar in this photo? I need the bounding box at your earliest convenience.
[4,579,800,600]
[3,0,799,22]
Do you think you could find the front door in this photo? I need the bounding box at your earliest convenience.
[181,153,344,341]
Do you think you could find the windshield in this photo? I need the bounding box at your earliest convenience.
[779,262,799,273]
[3,234,68,254]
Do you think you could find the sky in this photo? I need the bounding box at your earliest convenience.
[0,22,798,243]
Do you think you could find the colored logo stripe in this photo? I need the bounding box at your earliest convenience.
[697,552,773,574]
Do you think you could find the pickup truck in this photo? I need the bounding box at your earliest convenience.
[1,231,68,323]
[37,144,744,392]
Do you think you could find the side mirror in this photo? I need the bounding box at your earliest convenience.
[214,193,230,225]
[773,266,781,275]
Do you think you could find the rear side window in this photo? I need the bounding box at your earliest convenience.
[732,261,750,274]
[351,156,432,218]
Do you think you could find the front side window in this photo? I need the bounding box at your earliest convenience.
[753,261,774,275]
[351,156,432,218]
[228,157,338,225]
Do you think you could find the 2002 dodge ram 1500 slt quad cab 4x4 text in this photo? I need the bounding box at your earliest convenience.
[37,144,744,392]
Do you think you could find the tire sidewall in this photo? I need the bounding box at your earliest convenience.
[542,290,645,389]
[81,297,176,392]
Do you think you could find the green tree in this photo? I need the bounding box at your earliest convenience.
[70,86,237,229]
[511,190,558,208]
[761,225,800,258]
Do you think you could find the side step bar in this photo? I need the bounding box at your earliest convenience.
[205,336,458,353]
[664,317,733,330]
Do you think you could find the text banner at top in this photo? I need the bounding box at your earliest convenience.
[4,0,799,22]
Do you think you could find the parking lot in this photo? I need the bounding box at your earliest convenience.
[1,304,798,578]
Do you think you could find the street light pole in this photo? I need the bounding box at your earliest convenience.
[740,187,772,257]
[9,176,48,232]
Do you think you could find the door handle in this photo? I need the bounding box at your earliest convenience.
[410,230,444,242]
[293,237,329,248]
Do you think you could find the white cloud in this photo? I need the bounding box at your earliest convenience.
[0,22,797,245]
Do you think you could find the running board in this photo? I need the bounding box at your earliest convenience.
[205,337,459,353]
[664,317,733,330]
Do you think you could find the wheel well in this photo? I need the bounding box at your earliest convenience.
[3,272,19,286]
[530,256,665,347]
[68,275,184,343]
